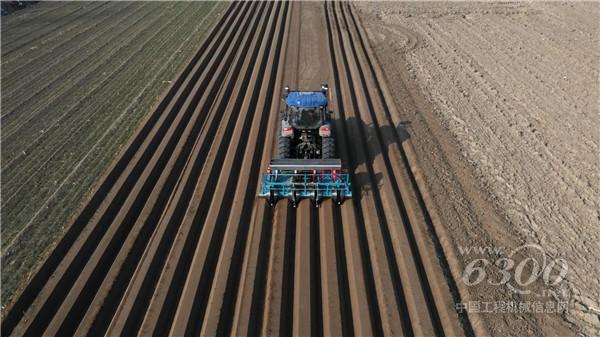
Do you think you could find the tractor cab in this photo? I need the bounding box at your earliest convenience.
[279,84,334,159]
[284,91,329,130]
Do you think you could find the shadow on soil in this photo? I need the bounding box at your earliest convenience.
[335,116,411,200]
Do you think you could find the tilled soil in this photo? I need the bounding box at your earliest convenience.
[0,1,226,307]
[2,2,476,336]
[356,1,599,336]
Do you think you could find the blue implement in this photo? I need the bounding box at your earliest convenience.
[259,159,352,207]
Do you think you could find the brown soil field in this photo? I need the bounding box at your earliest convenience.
[1,1,227,309]
[356,1,599,336]
[2,2,480,336]
[3,2,598,337]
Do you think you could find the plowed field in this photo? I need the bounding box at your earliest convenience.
[3,2,476,336]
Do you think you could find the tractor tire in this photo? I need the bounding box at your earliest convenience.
[278,136,291,159]
[322,137,335,159]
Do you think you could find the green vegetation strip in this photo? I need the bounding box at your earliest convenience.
[0,1,228,309]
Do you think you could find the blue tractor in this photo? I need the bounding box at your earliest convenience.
[279,84,335,159]
[259,84,352,207]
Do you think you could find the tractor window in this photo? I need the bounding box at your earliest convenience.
[290,107,322,129]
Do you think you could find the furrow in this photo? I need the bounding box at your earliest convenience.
[163,6,274,334]
[0,3,474,336]
[334,2,442,336]
[228,3,291,334]
[201,3,289,336]
[327,3,409,335]
[342,3,468,336]
[0,3,240,336]
[14,2,249,335]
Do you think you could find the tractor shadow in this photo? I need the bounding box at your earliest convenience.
[334,116,411,200]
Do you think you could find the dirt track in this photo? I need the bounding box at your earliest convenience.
[3,3,474,336]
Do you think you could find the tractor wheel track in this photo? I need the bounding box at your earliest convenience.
[2,2,478,336]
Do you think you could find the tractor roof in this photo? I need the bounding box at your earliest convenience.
[286,91,327,108]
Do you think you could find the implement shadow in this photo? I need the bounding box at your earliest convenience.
[334,115,411,201]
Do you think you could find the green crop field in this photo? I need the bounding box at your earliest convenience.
[1,1,226,309]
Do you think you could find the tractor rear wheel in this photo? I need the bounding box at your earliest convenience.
[322,137,335,159]
[278,136,291,159]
